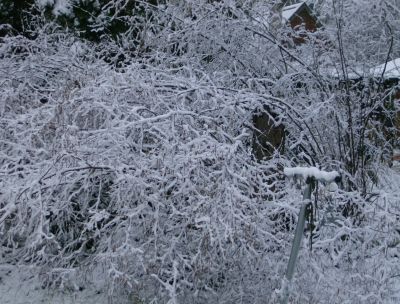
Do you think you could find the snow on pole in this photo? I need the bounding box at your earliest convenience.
[280,167,339,304]
[283,166,340,183]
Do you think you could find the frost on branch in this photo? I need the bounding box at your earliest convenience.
[1,2,400,303]
[0,30,289,303]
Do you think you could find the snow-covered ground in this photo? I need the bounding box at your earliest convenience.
[0,262,107,304]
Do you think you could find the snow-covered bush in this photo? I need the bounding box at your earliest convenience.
[0,28,292,302]
[0,1,399,303]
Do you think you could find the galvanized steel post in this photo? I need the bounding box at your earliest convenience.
[281,177,314,304]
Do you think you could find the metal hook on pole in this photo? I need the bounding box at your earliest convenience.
[280,167,340,304]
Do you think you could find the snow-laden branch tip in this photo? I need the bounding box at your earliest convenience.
[283,167,339,183]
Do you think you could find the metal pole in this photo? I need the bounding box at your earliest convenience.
[281,178,314,304]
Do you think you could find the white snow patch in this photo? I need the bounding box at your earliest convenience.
[36,0,55,8]
[0,262,108,304]
[371,58,400,79]
[318,66,365,80]
[326,182,339,192]
[70,41,87,56]
[53,0,72,16]
[35,0,72,16]
[284,166,339,183]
